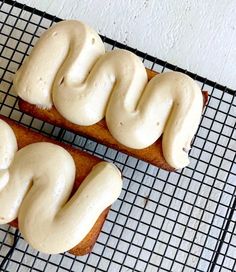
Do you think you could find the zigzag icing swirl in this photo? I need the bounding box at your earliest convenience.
[0,119,122,254]
[14,20,203,169]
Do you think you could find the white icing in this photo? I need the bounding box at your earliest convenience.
[0,120,18,191]
[0,119,122,254]
[14,20,203,169]
[0,120,18,170]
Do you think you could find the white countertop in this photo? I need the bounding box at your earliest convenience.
[18,0,236,90]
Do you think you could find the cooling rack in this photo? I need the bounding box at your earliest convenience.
[0,0,235,271]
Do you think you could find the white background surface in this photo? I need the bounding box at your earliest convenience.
[18,0,236,90]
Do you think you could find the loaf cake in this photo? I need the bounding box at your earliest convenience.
[14,20,208,170]
[0,115,122,255]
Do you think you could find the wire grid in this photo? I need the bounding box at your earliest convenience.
[0,0,235,271]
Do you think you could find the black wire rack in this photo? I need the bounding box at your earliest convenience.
[0,0,235,271]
